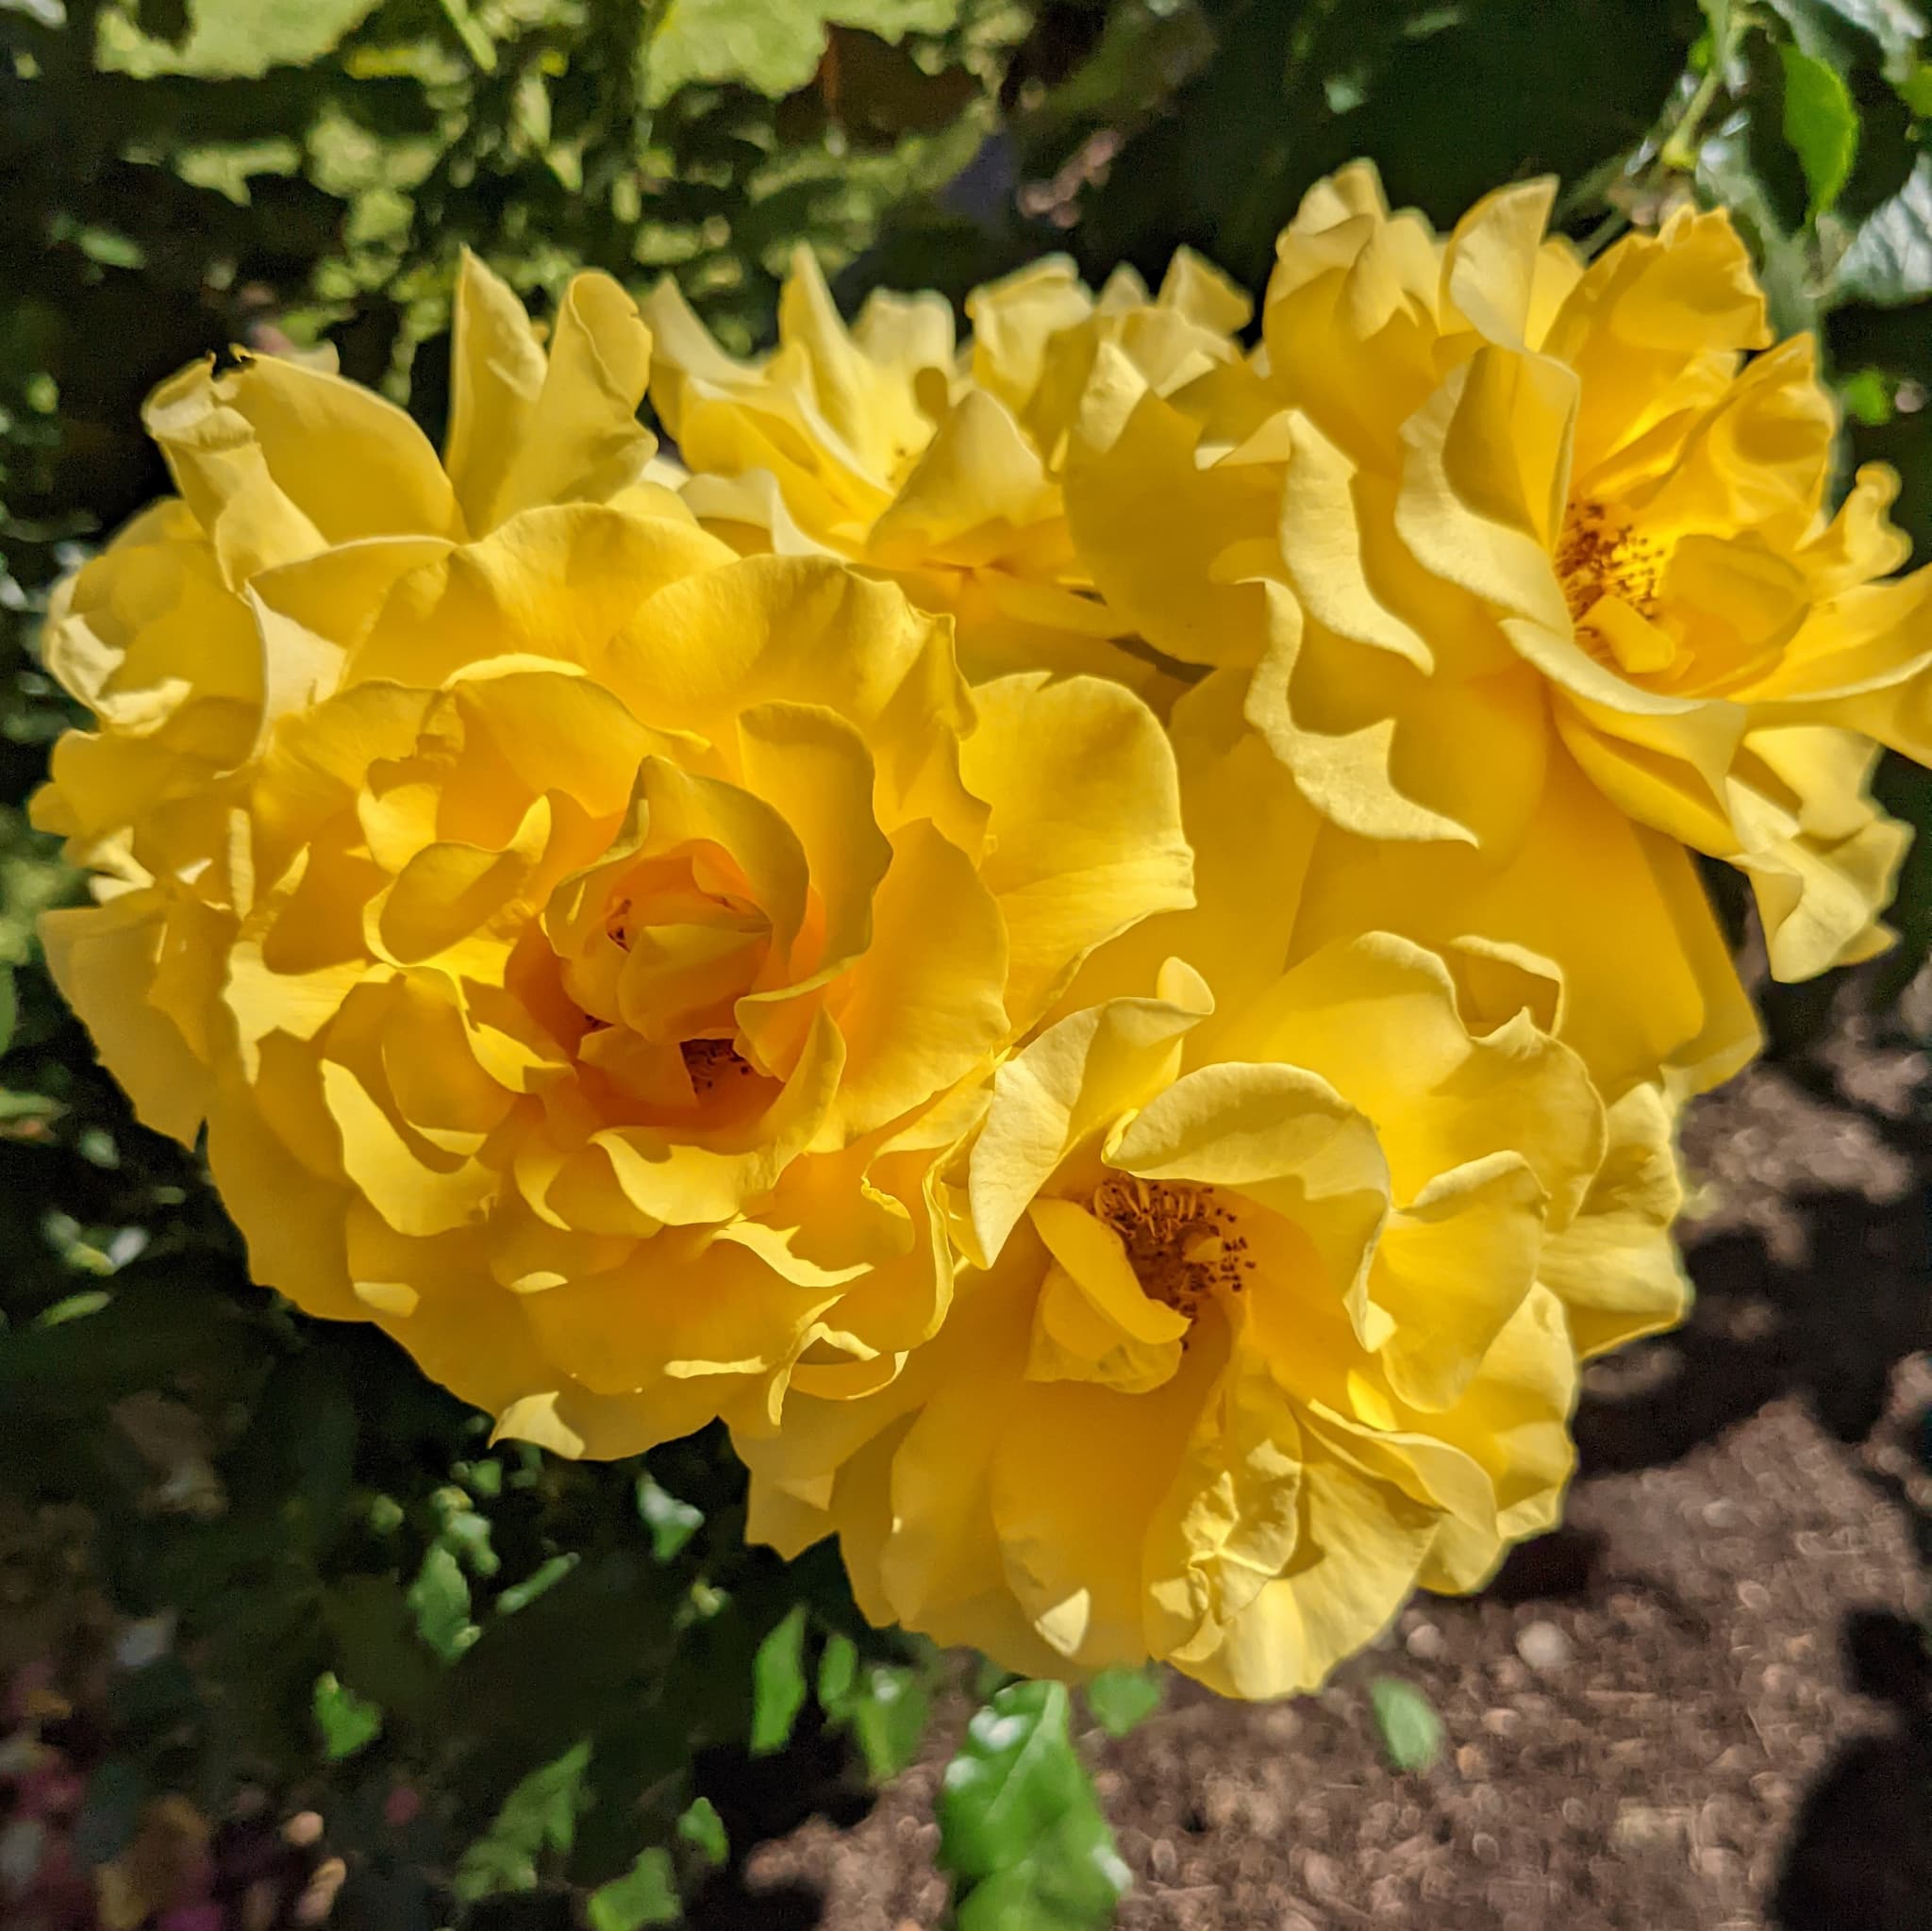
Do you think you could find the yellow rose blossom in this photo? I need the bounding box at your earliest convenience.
[643,243,1250,690]
[1068,163,1932,1097]
[32,276,1193,1458]
[33,250,666,895]
[741,936,1605,1695]
[737,673,1688,1694]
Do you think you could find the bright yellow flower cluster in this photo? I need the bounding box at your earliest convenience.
[36,167,1932,1697]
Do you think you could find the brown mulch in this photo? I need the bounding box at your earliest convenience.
[734,1018,1932,1931]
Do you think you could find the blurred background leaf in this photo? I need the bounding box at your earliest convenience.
[937,1679,1130,1930]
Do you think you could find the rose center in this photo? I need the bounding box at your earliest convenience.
[681,1037,758,1094]
[1557,500,1664,626]
[1091,1175,1252,1320]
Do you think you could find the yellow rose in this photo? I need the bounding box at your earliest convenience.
[738,674,1686,1693]
[1069,163,1932,1096]
[741,932,1609,1694]
[33,252,664,888]
[643,245,1249,691]
[32,276,1193,1458]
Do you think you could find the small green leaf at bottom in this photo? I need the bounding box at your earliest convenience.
[1084,1665,1163,1739]
[636,1475,704,1562]
[939,1680,1130,1931]
[675,1796,727,1870]
[846,1664,930,1782]
[750,1605,808,1756]
[1369,1675,1444,1773]
[313,1671,383,1761]
[588,1847,682,1930]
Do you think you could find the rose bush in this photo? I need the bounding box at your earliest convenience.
[29,158,1927,1704]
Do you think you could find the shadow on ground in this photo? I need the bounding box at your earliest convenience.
[1546,1038,1932,1931]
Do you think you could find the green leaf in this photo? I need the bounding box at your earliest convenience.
[1840,366,1897,424]
[437,1502,499,1581]
[1083,1665,1163,1740]
[496,1552,577,1616]
[438,0,498,72]
[454,1742,591,1904]
[636,1475,703,1563]
[34,1290,111,1327]
[1899,58,1932,113]
[812,1636,930,1779]
[1834,156,1932,304]
[816,1631,858,1711]
[1369,1676,1444,1773]
[588,1848,682,1931]
[846,1663,930,1782]
[675,1795,727,1870]
[750,1605,808,1756]
[643,0,963,104]
[407,1543,475,1662]
[313,1671,383,1761]
[96,0,385,77]
[939,1682,1129,1931]
[1781,44,1860,215]
[0,965,15,1057]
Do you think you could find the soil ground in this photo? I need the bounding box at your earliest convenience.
[740,1013,1932,1931]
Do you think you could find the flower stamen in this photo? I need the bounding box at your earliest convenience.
[1557,501,1664,626]
[1091,1174,1252,1321]
[681,1038,758,1094]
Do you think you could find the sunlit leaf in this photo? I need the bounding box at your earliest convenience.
[636,1474,704,1562]
[1780,43,1860,214]
[1840,366,1898,422]
[407,1543,475,1662]
[312,1671,383,1761]
[496,1552,579,1616]
[816,1630,858,1710]
[847,1662,930,1782]
[938,1681,1129,1931]
[454,1742,591,1904]
[750,1604,808,1756]
[675,1795,728,1869]
[643,0,963,104]
[96,0,384,77]
[588,1848,682,1930]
